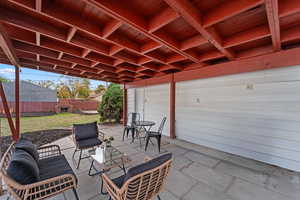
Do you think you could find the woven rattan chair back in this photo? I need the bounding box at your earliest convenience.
[0,142,78,200]
[157,117,167,135]
[121,158,171,200]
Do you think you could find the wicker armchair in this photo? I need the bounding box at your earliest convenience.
[102,153,172,200]
[0,142,78,200]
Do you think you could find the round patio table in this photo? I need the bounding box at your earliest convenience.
[133,121,155,144]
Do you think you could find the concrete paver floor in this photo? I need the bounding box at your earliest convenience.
[1,124,300,200]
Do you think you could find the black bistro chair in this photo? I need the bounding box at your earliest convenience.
[123,112,140,142]
[72,121,103,169]
[145,117,167,153]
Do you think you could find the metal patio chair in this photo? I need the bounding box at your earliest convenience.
[144,117,167,153]
[72,121,104,169]
[122,112,140,142]
[102,153,172,200]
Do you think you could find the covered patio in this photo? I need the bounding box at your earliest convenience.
[2,124,299,200]
[1,0,300,199]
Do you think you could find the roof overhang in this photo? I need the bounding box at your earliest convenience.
[0,0,300,84]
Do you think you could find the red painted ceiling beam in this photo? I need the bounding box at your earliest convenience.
[281,26,300,43]
[148,7,179,33]
[265,0,281,51]
[164,0,235,60]
[0,23,20,66]
[84,0,203,64]
[180,35,207,51]
[223,25,271,48]
[203,0,264,27]
[279,0,300,18]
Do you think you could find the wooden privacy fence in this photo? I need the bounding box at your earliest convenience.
[0,102,57,114]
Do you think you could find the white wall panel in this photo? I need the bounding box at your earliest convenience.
[176,65,300,171]
[127,88,135,114]
[144,84,169,136]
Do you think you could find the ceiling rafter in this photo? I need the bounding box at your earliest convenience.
[203,0,264,27]
[164,0,235,60]
[4,0,186,74]
[84,0,204,64]
[265,0,281,51]
[0,23,20,66]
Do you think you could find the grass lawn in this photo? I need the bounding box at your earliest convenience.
[0,113,100,136]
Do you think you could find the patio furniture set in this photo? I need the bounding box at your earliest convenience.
[123,113,167,153]
[0,116,171,200]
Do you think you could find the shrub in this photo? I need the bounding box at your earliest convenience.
[98,83,123,122]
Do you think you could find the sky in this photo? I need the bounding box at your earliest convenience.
[0,63,106,89]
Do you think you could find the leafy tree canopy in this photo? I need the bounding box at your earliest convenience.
[95,84,106,94]
[98,83,123,122]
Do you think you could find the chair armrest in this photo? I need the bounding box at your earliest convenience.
[98,130,105,141]
[38,145,61,159]
[24,174,76,200]
[144,156,151,162]
[102,173,121,199]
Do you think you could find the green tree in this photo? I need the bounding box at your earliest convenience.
[98,83,123,122]
[57,78,90,99]
[95,84,106,94]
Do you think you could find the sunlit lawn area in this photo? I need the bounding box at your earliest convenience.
[0,113,99,136]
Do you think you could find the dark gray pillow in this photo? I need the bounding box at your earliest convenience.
[15,139,39,162]
[73,121,98,141]
[124,153,172,183]
[7,149,40,185]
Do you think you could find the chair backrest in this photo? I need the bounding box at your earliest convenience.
[73,121,99,141]
[127,112,140,126]
[0,142,26,200]
[120,153,172,200]
[157,117,167,134]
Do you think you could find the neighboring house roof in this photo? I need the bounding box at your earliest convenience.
[1,81,57,102]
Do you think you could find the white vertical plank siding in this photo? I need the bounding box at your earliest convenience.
[127,88,135,114]
[133,84,170,136]
[135,88,145,120]
[144,84,170,136]
[176,65,300,171]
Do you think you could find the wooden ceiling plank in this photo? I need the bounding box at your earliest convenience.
[148,7,180,33]
[265,0,281,51]
[203,0,264,27]
[0,23,20,66]
[102,19,122,38]
[85,0,203,64]
[164,0,235,59]
[58,52,63,59]
[141,41,162,54]
[3,1,141,68]
[109,45,124,56]
[35,0,42,12]
[223,25,271,48]
[166,54,186,64]
[200,50,225,62]
[137,57,152,65]
[279,0,300,18]
[281,26,300,43]
[180,35,208,51]
[81,49,91,57]
[66,27,77,42]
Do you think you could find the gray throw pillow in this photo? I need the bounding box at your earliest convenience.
[7,149,40,185]
[15,139,39,162]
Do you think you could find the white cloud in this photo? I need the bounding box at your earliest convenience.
[0,68,15,74]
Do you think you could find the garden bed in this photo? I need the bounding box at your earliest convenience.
[0,129,72,153]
